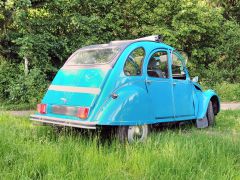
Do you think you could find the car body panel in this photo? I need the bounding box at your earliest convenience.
[146,78,174,120]
[30,38,220,128]
[172,79,195,118]
[94,82,155,125]
[42,66,112,117]
[144,49,175,120]
[195,89,220,119]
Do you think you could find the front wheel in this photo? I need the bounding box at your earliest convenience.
[117,125,149,143]
[207,101,215,127]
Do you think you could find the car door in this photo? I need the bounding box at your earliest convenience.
[171,51,195,119]
[145,49,174,120]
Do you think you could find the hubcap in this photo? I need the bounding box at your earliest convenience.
[127,125,148,143]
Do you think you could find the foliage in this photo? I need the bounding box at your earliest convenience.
[201,82,240,102]
[0,57,19,100]
[7,68,48,104]
[213,82,240,102]
[0,110,240,178]
[0,0,239,104]
[0,57,48,104]
[0,102,35,110]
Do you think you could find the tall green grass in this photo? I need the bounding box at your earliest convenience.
[0,102,35,111]
[0,111,240,179]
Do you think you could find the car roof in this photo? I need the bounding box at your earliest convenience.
[78,35,174,51]
[65,36,175,66]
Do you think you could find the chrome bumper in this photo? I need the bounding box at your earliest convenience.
[30,115,97,129]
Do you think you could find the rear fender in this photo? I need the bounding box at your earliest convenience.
[196,89,220,119]
[94,85,154,126]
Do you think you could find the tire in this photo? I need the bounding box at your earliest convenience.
[207,101,215,127]
[52,125,64,133]
[117,125,149,143]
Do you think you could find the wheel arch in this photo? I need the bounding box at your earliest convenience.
[196,90,220,119]
[210,95,220,115]
[94,84,155,126]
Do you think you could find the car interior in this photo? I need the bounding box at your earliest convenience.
[147,52,187,80]
[147,53,168,78]
[172,53,187,80]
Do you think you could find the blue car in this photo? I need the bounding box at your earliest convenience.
[30,35,220,143]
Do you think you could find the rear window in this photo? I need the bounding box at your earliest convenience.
[66,47,120,65]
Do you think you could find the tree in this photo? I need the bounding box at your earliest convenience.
[0,0,239,104]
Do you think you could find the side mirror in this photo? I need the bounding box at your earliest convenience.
[192,76,198,83]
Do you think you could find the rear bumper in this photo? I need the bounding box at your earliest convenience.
[30,115,97,129]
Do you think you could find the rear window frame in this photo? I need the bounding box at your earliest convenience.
[64,46,123,66]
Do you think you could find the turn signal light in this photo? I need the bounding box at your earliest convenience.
[37,104,47,114]
[77,107,89,119]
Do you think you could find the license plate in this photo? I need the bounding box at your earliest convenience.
[52,105,78,116]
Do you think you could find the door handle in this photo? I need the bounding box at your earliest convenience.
[145,80,152,84]
[173,82,177,86]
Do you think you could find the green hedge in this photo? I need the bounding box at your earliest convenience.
[0,58,48,106]
[213,83,240,102]
[0,0,239,107]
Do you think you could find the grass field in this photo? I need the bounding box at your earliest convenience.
[0,110,240,179]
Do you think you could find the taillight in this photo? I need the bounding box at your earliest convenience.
[37,104,47,114]
[76,107,89,119]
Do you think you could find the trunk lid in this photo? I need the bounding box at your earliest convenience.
[42,66,110,113]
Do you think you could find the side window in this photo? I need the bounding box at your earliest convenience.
[147,51,168,78]
[172,53,186,80]
[124,48,145,76]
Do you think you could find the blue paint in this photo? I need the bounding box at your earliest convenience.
[52,68,108,87]
[43,90,96,107]
[36,40,220,127]
[172,79,195,117]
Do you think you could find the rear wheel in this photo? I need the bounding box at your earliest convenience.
[207,101,215,127]
[117,125,149,143]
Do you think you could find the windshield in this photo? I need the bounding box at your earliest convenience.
[66,47,120,65]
